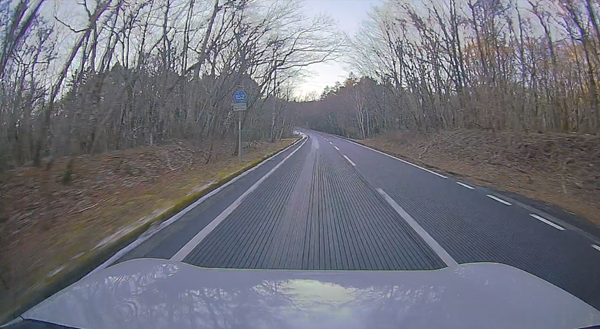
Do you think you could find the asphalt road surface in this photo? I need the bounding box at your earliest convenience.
[106,130,600,311]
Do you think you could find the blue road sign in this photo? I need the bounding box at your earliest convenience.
[233,90,247,103]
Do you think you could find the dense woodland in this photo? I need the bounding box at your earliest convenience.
[299,0,600,139]
[2,0,600,172]
[0,0,341,171]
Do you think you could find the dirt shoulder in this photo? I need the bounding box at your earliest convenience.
[0,139,296,319]
[360,130,600,228]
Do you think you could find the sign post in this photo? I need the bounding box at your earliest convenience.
[233,91,247,162]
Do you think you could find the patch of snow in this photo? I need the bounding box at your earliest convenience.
[188,182,214,195]
[47,265,65,278]
[70,252,85,260]
[93,213,160,250]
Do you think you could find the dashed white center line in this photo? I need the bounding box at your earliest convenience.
[486,195,512,206]
[329,141,333,144]
[592,244,600,252]
[334,146,339,151]
[456,182,475,190]
[343,155,356,166]
[530,214,565,231]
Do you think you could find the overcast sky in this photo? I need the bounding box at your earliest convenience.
[298,0,381,97]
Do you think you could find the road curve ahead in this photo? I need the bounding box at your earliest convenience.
[111,130,600,311]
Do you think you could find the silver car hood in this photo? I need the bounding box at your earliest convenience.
[22,259,600,329]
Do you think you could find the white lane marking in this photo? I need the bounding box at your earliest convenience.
[456,182,475,190]
[86,137,306,277]
[171,138,308,261]
[530,214,565,231]
[492,192,600,245]
[487,195,512,206]
[377,188,458,267]
[343,155,356,166]
[344,139,447,179]
[329,141,333,144]
[592,244,600,252]
[334,146,339,151]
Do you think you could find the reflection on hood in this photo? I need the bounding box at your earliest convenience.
[22,259,600,329]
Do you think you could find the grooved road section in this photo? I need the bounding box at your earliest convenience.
[184,136,445,270]
[114,130,600,313]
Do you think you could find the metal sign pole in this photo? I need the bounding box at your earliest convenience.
[238,110,242,162]
[233,90,247,162]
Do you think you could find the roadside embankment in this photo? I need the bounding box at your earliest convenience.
[360,130,600,227]
[0,138,298,323]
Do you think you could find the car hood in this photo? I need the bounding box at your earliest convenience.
[21,259,600,329]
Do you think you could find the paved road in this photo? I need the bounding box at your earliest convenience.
[108,130,600,310]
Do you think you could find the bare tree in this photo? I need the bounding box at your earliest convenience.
[0,0,343,171]
[301,0,600,137]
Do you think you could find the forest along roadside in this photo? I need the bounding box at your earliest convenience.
[0,139,296,318]
[359,130,600,230]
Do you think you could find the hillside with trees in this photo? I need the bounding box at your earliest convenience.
[0,0,341,171]
[300,0,600,137]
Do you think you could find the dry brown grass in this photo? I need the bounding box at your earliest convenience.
[0,139,295,313]
[361,130,600,227]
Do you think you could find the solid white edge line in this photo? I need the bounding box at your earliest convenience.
[377,188,458,267]
[456,182,475,190]
[86,137,306,277]
[592,244,600,252]
[344,139,447,179]
[486,194,512,206]
[343,155,356,166]
[334,146,339,151]
[530,214,565,231]
[171,137,308,261]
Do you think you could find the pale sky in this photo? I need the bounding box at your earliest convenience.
[298,0,381,97]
